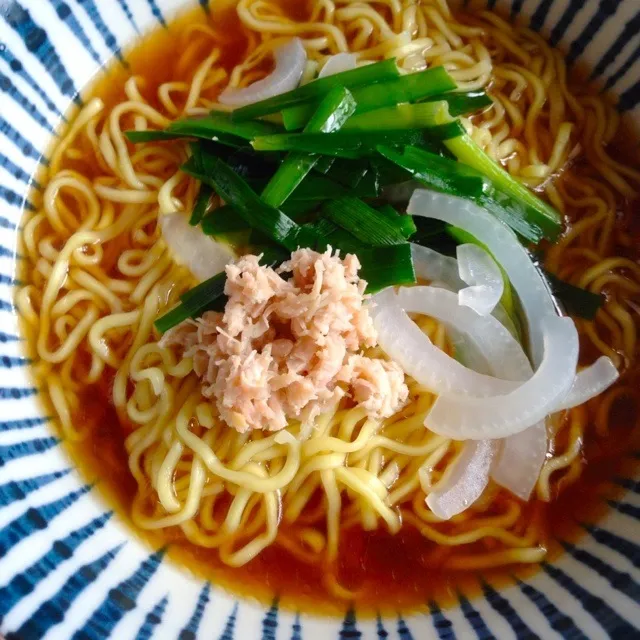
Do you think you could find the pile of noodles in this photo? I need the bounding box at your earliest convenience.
[17,0,640,597]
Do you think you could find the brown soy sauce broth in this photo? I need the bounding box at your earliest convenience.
[23,0,640,618]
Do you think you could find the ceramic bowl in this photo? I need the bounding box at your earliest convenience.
[0,0,639,637]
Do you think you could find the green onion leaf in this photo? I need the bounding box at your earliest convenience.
[379,145,547,244]
[189,184,214,226]
[350,167,380,198]
[359,244,416,293]
[261,86,357,207]
[323,157,370,187]
[155,250,290,333]
[377,204,416,239]
[155,272,227,333]
[543,271,604,320]
[313,156,335,174]
[253,123,464,158]
[282,66,457,130]
[418,90,493,116]
[288,174,348,201]
[322,196,407,246]
[340,101,448,132]
[201,204,249,237]
[305,217,364,254]
[232,58,401,121]
[377,144,488,199]
[182,150,317,251]
[446,134,561,240]
[127,112,280,146]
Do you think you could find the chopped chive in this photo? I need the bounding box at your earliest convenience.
[379,145,547,244]
[543,271,604,320]
[322,196,407,246]
[155,272,228,333]
[261,86,357,207]
[253,123,464,158]
[282,66,457,130]
[189,184,214,226]
[445,134,561,240]
[428,105,562,241]
[313,156,335,174]
[377,144,488,199]
[359,244,416,293]
[419,90,493,116]
[183,150,316,251]
[305,217,364,254]
[323,158,370,187]
[340,101,447,132]
[126,112,280,145]
[288,174,347,200]
[377,204,416,239]
[351,167,380,198]
[201,205,249,236]
[231,58,400,121]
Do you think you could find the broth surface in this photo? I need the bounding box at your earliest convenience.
[21,0,640,617]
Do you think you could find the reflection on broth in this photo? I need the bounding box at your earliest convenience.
[16,0,640,616]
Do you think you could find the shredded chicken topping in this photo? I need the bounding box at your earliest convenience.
[161,248,408,432]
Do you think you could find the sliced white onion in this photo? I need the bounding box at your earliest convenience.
[219,39,306,106]
[448,328,492,376]
[457,243,504,316]
[439,298,545,501]
[426,314,579,439]
[395,286,532,384]
[411,244,464,291]
[370,289,515,396]
[492,421,547,501]
[160,212,235,281]
[408,190,556,367]
[554,356,619,412]
[318,53,357,78]
[411,244,520,340]
[426,440,497,520]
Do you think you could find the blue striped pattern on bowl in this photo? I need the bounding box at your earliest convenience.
[0,0,639,637]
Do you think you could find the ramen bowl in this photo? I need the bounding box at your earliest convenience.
[1,0,639,638]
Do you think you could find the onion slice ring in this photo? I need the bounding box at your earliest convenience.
[426,440,497,520]
[457,243,504,316]
[160,212,235,281]
[219,39,306,106]
[395,286,532,382]
[492,421,547,500]
[408,190,556,367]
[370,289,515,396]
[555,355,618,412]
[318,53,357,78]
[411,244,464,291]
[425,314,579,439]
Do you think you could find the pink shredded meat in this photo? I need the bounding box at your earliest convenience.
[160,248,409,432]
